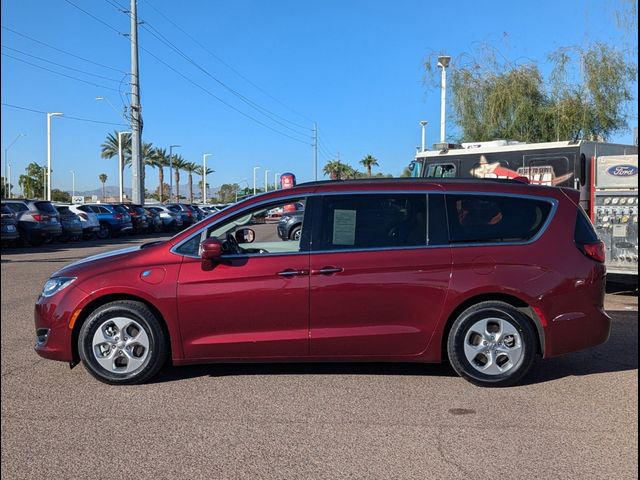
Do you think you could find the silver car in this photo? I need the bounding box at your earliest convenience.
[66,204,101,238]
[146,205,184,231]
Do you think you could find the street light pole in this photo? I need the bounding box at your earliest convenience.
[47,112,64,201]
[168,144,180,202]
[264,169,270,193]
[437,55,451,145]
[420,121,428,152]
[274,172,279,191]
[70,170,75,197]
[253,166,260,196]
[202,153,212,203]
[4,133,25,199]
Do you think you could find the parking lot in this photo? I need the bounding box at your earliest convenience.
[1,236,637,480]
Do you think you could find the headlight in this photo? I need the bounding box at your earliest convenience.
[280,215,291,223]
[41,277,76,298]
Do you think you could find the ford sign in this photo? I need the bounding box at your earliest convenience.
[607,165,638,177]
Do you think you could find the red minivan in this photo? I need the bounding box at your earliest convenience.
[34,179,610,387]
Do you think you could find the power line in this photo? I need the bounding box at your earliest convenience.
[62,0,123,35]
[141,22,311,137]
[3,53,121,92]
[139,45,310,145]
[139,0,313,126]
[1,102,128,126]
[1,45,121,83]
[1,26,127,73]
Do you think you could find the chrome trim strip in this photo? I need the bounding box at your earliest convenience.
[171,190,559,259]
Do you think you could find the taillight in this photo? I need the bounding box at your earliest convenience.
[32,214,43,221]
[115,213,123,220]
[187,211,193,217]
[579,241,606,263]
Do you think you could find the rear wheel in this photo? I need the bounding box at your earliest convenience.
[447,301,537,387]
[78,301,168,385]
[96,223,111,239]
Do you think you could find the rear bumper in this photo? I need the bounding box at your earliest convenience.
[544,305,612,358]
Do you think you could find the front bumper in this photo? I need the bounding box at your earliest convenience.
[33,285,88,363]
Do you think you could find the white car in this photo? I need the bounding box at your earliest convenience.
[67,204,101,238]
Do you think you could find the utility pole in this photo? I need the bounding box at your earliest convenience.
[130,0,144,204]
[312,122,318,181]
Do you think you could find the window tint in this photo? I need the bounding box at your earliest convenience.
[7,202,28,212]
[112,205,128,214]
[34,201,57,213]
[56,206,71,215]
[77,205,91,213]
[427,194,449,246]
[574,207,598,243]
[446,194,552,243]
[1,204,12,214]
[97,206,111,214]
[316,194,427,251]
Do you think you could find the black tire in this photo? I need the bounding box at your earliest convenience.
[447,301,537,387]
[78,301,168,385]
[289,225,302,241]
[96,223,111,239]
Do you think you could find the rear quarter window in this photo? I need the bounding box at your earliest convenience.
[574,206,599,243]
[34,201,58,214]
[445,194,552,243]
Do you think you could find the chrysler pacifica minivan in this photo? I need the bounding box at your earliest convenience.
[34,179,610,387]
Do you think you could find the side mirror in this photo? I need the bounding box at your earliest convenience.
[200,238,223,269]
[235,228,255,244]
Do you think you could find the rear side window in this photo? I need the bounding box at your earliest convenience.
[445,194,552,243]
[113,205,128,214]
[425,163,457,178]
[316,194,427,250]
[34,201,57,214]
[574,206,598,243]
[6,202,28,212]
[57,206,70,214]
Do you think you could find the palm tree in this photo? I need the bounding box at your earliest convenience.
[359,155,379,177]
[101,132,131,185]
[183,162,199,203]
[195,165,214,202]
[99,173,108,201]
[149,148,169,202]
[171,154,188,201]
[323,160,351,180]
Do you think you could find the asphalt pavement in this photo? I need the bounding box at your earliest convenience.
[1,235,637,480]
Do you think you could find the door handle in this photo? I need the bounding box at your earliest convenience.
[311,266,344,275]
[277,269,309,277]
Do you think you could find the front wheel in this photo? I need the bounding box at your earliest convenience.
[96,223,111,239]
[447,301,537,387]
[78,301,168,385]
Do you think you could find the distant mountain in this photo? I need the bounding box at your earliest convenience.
[77,184,219,199]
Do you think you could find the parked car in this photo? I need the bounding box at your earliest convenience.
[146,205,183,231]
[77,204,133,239]
[34,178,610,386]
[54,206,83,242]
[3,199,62,246]
[187,204,207,221]
[277,210,304,241]
[143,207,163,233]
[1,204,20,246]
[66,204,100,239]
[118,204,149,234]
[166,203,196,227]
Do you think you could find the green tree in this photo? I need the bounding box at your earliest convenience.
[51,189,71,203]
[424,42,637,142]
[18,163,45,199]
[99,173,108,201]
[218,183,240,203]
[323,160,353,180]
[183,162,199,203]
[171,155,188,201]
[148,147,169,202]
[359,155,379,177]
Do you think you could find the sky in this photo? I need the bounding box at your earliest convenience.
[1,0,638,195]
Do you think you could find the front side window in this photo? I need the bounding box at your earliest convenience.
[446,194,552,244]
[175,198,308,257]
[315,194,427,251]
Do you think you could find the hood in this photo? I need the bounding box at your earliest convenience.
[52,245,142,277]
